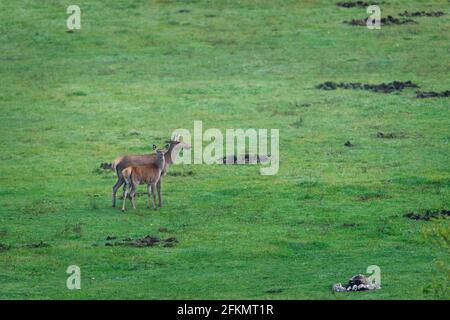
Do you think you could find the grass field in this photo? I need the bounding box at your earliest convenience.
[0,0,449,299]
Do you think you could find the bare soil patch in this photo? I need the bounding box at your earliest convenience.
[265,288,284,293]
[399,11,444,17]
[26,241,50,248]
[105,235,178,248]
[222,154,270,164]
[344,141,354,147]
[344,15,415,26]
[336,1,382,8]
[404,209,450,221]
[317,81,419,93]
[376,132,396,139]
[167,170,195,177]
[342,223,358,228]
[416,91,450,98]
[375,131,408,139]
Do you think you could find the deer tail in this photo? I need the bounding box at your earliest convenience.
[110,156,124,172]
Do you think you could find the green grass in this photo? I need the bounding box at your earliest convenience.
[0,0,449,299]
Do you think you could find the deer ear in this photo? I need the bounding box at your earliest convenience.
[152,144,157,150]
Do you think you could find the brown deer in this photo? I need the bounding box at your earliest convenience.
[121,150,165,212]
[109,135,191,208]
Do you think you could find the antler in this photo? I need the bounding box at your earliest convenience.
[170,133,180,142]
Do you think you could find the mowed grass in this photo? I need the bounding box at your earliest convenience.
[0,0,449,299]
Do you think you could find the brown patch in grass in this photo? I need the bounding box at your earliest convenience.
[404,209,449,221]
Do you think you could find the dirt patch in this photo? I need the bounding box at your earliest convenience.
[105,235,178,248]
[375,131,408,139]
[167,170,195,177]
[163,237,178,247]
[344,15,415,26]
[342,223,358,228]
[222,154,270,164]
[333,274,380,292]
[404,209,450,221]
[26,241,50,249]
[317,80,419,93]
[134,236,161,247]
[376,132,396,139]
[265,288,284,293]
[336,1,382,8]
[0,243,10,252]
[416,90,450,98]
[399,11,444,17]
[344,141,354,147]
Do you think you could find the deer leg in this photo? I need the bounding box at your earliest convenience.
[147,184,153,208]
[130,184,137,209]
[151,183,157,209]
[112,177,124,208]
[121,184,129,212]
[157,179,162,207]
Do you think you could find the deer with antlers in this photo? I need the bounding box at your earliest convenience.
[107,135,191,208]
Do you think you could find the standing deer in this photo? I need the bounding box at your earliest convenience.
[121,150,166,212]
[108,135,191,208]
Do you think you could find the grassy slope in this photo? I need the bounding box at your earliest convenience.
[0,0,449,299]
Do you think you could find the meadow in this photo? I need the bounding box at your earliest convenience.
[0,0,449,299]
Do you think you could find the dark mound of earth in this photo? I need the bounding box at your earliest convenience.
[344,141,354,147]
[316,81,419,93]
[168,170,195,176]
[416,91,450,98]
[404,209,450,221]
[163,237,178,247]
[336,1,381,8]
[376,132,396,139]
[105,236,178,248]
[399,11,444,17]
[27,241,50,248]
[333,274,380,292]
[222,154,270,164]
[345,15,415,26]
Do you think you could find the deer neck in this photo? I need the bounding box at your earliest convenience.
[165,143,179,166]
[156,156,165,170]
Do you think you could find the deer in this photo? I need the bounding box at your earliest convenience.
[108,135,191,208]
[121,149,165,212]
